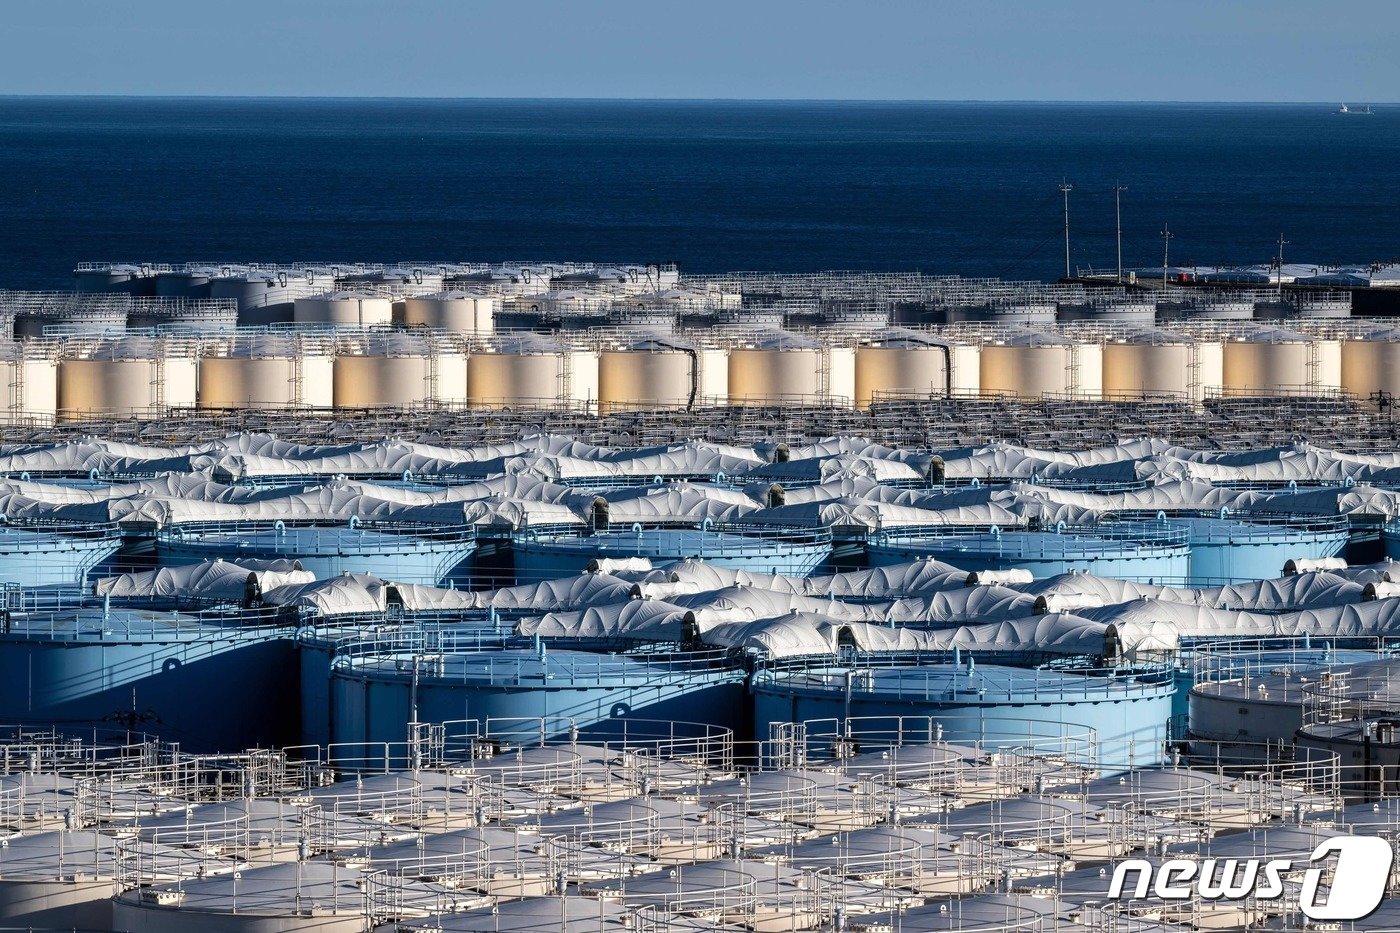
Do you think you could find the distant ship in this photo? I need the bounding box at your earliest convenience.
[1337,103,1374,114]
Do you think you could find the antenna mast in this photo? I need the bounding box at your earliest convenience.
[1114,182,1128,283]
[1059,181,1073,279]
[1160,224,1174,287]
[1275,232,1290,299]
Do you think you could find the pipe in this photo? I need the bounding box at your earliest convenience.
[682,345,699,411]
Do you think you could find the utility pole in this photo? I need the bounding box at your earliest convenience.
[1160,225,1174,288]
[1059,180,1073,279]
[1114,182,1128,283]
[1275,232,1290,299]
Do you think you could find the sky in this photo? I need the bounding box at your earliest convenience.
[1,0,1397,101]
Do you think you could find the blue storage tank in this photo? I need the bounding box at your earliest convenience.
[299,623,510,748]
[0,603,300,751]
[329,635,748,755]
[752,654,1175,774]
[0,524,123,588]
[867,521,1190,583]
[512,522,832,582]
[1379,520,1400,562]
[1125,510,1350,584]
[156,520,477,585]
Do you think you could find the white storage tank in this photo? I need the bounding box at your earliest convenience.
[1221,326,1328,395]
[466,334,598,410]
[210,268,336,326]
[979,330,1102,400]
[376,265,446,297]
[198,334,336,410]
[1340,326,1400,398]
[332,332,468,408]
[399,291,498,333]
[1101,328,1223,402]
[57,336,198,421]
[854,330,955,408]
[293,290,393,327]
[597,335,705,412]
[727,331,828,405]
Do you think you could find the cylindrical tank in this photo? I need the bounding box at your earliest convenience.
[198,335,336,410]
[599,306,677,333]
[1056,300,1156,323]
[111,862,369,933]
[11,294,129,338]
[57,337,198,421]
[210,269,336,326]
[867,521,1191,582]
[330,641,747,749]
[0,524,122,586]
[1221,328,1319,395]
[854,333,952,408]
[513,524,833,581]
[154,264,245,299]
[0,346,59,424]
[332,333,468,408]
[1102,337,1192,399]
[1168,513,1350,584]
[126,297,239,332]
[753,657,1175,774]
[1159,298,1256,321]
[597,337,700,412]
[157,522,478,586]
[0,607,299,751]
[1341,328,1400,398]
[978,332,1101,399]
[727,333,826,405]
[466,336,598,410]
[399,291,498,333]
[1101,330,1221,402]
[944,302,1057,325]
[1288,293,1352,319]
[1188,643,1390,752]
[293,290,394,327]
[73,263,155,295]
[370,266,446,298]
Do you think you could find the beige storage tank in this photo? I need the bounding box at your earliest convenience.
[333,333,468,408]
[293,290,394,327]
[854,332,953,408]
[727,332,826,405]
[597,337,699,412]
[1221,327,1321,395]
[198,334,335,409]
[979,331,1101,400]
[466,335,598,411]
[58,337,198,421]
[0,344,59,424]
[399,292,498,333]
[1340,328,1400,398]
[1101,329,1222,401]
